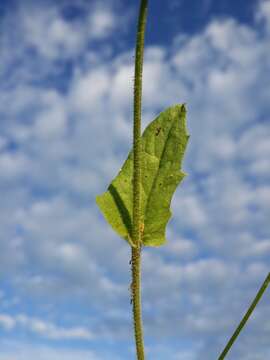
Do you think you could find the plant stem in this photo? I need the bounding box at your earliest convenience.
[218,272,270,360]
[131,0,148,359]
[131,245,144,359]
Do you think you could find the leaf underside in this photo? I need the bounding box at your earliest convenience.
[96,104,189,247]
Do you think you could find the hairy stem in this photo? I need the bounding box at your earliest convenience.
[218,272,270,360]
[131,0,148,359]
[131,245,144,359]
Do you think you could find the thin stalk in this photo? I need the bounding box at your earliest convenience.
[218,272,270,360]
[131,0,148,359]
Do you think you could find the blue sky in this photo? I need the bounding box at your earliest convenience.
[0,0,269,359]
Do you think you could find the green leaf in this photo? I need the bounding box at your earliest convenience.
[96,104,189,247]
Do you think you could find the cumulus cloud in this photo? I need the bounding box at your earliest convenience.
[0,340,102,360]
[0,0,269,359]
[0,313,93,341]
[12,1,125,61]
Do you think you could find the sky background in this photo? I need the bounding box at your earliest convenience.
[0,0,270,359]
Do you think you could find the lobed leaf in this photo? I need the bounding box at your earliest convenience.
[96,104,189,247]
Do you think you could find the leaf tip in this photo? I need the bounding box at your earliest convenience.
[183,171,188,177]
[179,103,190,141]
[181,103,187,112]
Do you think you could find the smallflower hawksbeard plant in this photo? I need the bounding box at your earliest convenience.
[96,1,270,359]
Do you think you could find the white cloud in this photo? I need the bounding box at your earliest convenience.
[0,340,102,360]
[0,0,270,359]
[70,67,111,112]
[0,314,15,331]
[88,6,116,39]
[0,152,30,180]
[164,235,198,259]
[33,102,67,139]
[256,0,270,32]
[174,194,207,227]
[19,5,84,60]
[0,313,93,341]
[17,2,122,61]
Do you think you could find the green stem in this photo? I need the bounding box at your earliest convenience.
[131,0,148,359]
[218,272,270,360]
[131,245,144,359]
